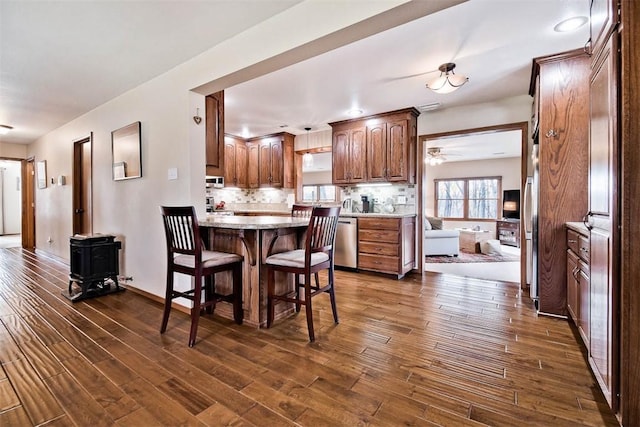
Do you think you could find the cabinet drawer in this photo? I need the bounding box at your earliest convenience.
[358,217,400,231]
[567,229,580,254]
[578,234,589,263]
[359,241,399,257]
[578,259,589,277]
[359,229,399,243]
[358,254,398,273]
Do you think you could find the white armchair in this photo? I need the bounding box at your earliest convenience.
[424,217,460,257]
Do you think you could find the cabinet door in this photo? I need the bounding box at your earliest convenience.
[269,139,283,188]
[590,0,616,58]
[566,249,579,323]
[332,130,350,184]
[247,143,259,188]
[386,119,408,181]
[579,265,590,347]
[349,127,367,183]
[366,123,387,182]
[258,141,272,187]
[588,33,618,409]
[223,140,236,186]
[205,91,224,174]
[235,142,248,188]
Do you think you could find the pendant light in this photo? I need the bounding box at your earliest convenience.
[426,63,469,94]
[302,127,313,169]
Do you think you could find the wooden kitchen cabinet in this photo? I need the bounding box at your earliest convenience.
[529,50,589,317]
[566,226,590,348]
[331,125,366,185]
[246,132,294,189]
[205,90,225,176]
[358,216,415,279]
[366,110,418,183]
[223,135,247,188]
[330,108,418,185]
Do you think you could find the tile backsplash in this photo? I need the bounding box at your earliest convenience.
[340,184,416,214]
[208,184,416,214]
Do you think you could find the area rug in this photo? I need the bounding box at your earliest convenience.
[426,250,519,264]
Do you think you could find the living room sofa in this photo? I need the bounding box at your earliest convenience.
[424,216,460,256]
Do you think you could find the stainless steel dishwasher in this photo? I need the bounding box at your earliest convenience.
[335,217,357,268]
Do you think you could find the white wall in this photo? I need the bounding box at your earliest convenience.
[25,1,423,300]
[0,142,27,159]
[418,95,532,135]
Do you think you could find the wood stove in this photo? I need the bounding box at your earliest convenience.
[64,234,124,302]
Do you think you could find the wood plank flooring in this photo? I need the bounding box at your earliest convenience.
[0,248,619,426]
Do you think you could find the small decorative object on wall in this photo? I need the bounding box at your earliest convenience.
[193,108,202,125]
[112,121,142,181]
[36,160,47,189]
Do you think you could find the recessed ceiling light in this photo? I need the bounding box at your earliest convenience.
[0,125,13,135]
[554,16,588,32]
[347,109,363,117]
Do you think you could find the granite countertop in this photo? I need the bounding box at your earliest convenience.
[339,212,416,218]
[200,215,309,230]
[566,221,590,235]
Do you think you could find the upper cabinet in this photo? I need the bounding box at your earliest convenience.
[224,135,248,188]
[246,132,295,189]
[205,91,225,176]
[330,108,419,185]
[331,125,366,185]
[589,0,617,58]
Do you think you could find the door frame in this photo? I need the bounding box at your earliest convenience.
[19,157,36,249]
[72,133,93,235]
[417,121,529,288]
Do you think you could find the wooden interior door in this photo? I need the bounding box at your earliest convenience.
[73,134,93,235]
[21,158,36,249]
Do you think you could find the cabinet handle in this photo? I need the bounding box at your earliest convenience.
[545,129,558,138]
[568,239,577,243]
[572,266,580,280]
[580,247,589,254]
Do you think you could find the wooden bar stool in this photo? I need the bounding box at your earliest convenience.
[266,206,341,341]
[160,206,243,347]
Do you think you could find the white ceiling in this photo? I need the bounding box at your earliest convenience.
[1,0,589,160]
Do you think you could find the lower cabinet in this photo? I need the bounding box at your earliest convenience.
[566,226,590,349]
[358,216,415,279]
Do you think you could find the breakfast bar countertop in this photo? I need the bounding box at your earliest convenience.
[200,215,309,230]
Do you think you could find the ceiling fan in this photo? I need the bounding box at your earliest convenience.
[425,147,450,166]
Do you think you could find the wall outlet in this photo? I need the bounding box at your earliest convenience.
[167,167,178,180]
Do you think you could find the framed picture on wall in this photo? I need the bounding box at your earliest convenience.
[36,160,47,189]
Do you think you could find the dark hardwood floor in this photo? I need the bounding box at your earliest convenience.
[0,248,618,426]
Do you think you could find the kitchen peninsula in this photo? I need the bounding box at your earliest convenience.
[199,215,309,327]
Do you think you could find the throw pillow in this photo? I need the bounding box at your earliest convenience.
[426,216,443,230]
[481,239,503,255]
[424,217,432,230]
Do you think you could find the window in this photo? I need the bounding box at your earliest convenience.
[435,177,501,220]
[302,184,337,203]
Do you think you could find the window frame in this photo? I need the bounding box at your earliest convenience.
[301,184,338,203]
[434,176,503,221]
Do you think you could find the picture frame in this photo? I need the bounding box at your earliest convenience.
[37,160,47,189]
[112,121,142,181]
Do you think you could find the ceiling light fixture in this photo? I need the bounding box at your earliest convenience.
[554,16,588,32]
[302,127,313,169]
[426,63,468,94]
[347,109,363,117]
[0,125,14,135]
